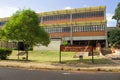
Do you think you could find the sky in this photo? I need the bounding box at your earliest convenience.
[0,0,119,27]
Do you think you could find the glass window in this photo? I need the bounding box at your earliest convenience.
[62,27,70,32]
[102,25,105,30]
[76,27,79,32]
[55,15,57,20]
[93,26,95,31]
[81,26,83,32]
[78,27,80,32]
[43,16,47,21]
[54,15,57,20]
[74,27,77,32]
[86,26,89,31]
[72,27,75,32]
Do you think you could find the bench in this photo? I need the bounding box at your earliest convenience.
[17,51,26,56]
[73,52,89,58]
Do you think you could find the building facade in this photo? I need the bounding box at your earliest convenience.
[0,6,107,48]
[39,6,107,47]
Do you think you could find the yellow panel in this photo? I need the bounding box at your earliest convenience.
[40,20,106,27]
[39,6,106,16]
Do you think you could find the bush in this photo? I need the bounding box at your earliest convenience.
[63,41,69,46]
[28,47,33,51]
[0,48,12,60]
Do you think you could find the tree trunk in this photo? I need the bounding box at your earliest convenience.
[25,44,29,61]
[26,49,28,61]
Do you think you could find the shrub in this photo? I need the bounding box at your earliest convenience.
[0,48,12,60]
[63,41,69,46]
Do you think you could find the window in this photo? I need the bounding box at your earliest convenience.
[43,11,104,22]
[75,27,77,32]
[81,26,83,32]
[43,14,70,21]
[101,25,105,30]
[62,27,70,32]
[72,27,75,32]
[53,15,56,20]
[72,11,104,19]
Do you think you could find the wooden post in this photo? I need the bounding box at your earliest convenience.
[18,50,19,60]
[59,45,62,63]
[59,50,61,63]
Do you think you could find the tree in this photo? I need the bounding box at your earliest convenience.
[112,2,120,27]
[2,9,50,61]
[108,29,120,46]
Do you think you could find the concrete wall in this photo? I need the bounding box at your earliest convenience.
[0,41,16,49]
[33,39,61,51]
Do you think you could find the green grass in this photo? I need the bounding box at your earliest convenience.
[8,50,114,65]
[8,50,77,63]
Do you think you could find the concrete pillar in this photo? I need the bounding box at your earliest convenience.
[104,6,108,47]
[70,13,73,45]
[41,16,43,24]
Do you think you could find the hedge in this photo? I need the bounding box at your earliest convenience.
[0,48,12,60]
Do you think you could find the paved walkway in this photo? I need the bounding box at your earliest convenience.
[105,54,120,65]
[0,60,120,72]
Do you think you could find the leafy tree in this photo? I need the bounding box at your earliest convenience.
[112,2,120,27]
[108,29,120,46]
[2,9,50,61]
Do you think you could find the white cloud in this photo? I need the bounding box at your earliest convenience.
[83,5,89,7]
[36,10,44,13]
[106,13,116,27]
[0,6,18,18]
[64,6,72,10]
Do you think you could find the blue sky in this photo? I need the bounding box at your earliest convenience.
[0,0,119,27]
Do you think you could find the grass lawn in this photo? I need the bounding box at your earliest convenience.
[7,50,114,65]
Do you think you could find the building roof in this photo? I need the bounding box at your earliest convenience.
[0,6,106,21]
[0,17,9,22]
[38,6,106,16]
[0,6,106,26]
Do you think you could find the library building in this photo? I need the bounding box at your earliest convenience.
[0,6,107,50]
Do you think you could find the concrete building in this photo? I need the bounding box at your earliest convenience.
[0,6,108,50]
[39,6,107,47]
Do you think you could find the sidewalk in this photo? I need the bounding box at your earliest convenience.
[0,60,120,72]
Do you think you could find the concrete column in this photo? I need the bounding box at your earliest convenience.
[105,22,108,47]
[41,16,43,24]
[104,6,108,47]
[70,13,73,45]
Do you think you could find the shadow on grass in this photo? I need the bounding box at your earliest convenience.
[1,57,114,67]
[4,59,54,63]
[1,59,33,63]
[51,58,115,67]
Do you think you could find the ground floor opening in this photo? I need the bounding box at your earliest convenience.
[67,40,106,48]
